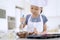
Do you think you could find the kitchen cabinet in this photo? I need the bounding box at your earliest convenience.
[0,0,16,32]
[0,0,8,32]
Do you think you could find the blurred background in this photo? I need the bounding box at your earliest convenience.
[0,0,60,39]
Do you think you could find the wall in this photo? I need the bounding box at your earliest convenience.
[43,0,60,30]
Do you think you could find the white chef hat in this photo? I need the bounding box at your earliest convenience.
[29,0,47,7]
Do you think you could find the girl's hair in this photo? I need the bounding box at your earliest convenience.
[40,10,42,13]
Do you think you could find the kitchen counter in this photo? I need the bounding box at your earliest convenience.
[0,30,60,40]
[0,34,60,40]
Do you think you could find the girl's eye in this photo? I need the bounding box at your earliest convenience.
[31,8,33,9]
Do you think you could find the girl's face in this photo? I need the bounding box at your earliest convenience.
[31,5,42,15]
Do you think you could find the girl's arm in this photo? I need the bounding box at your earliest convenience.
[19,23,27,29]
[41,24,47,34]
[19,17,27,29]
[43,24,47,32]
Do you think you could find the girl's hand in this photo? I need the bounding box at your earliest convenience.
[20,18,25,23]
[33,28,47,35]
[40,31,47,35]
[33,28,38,35]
